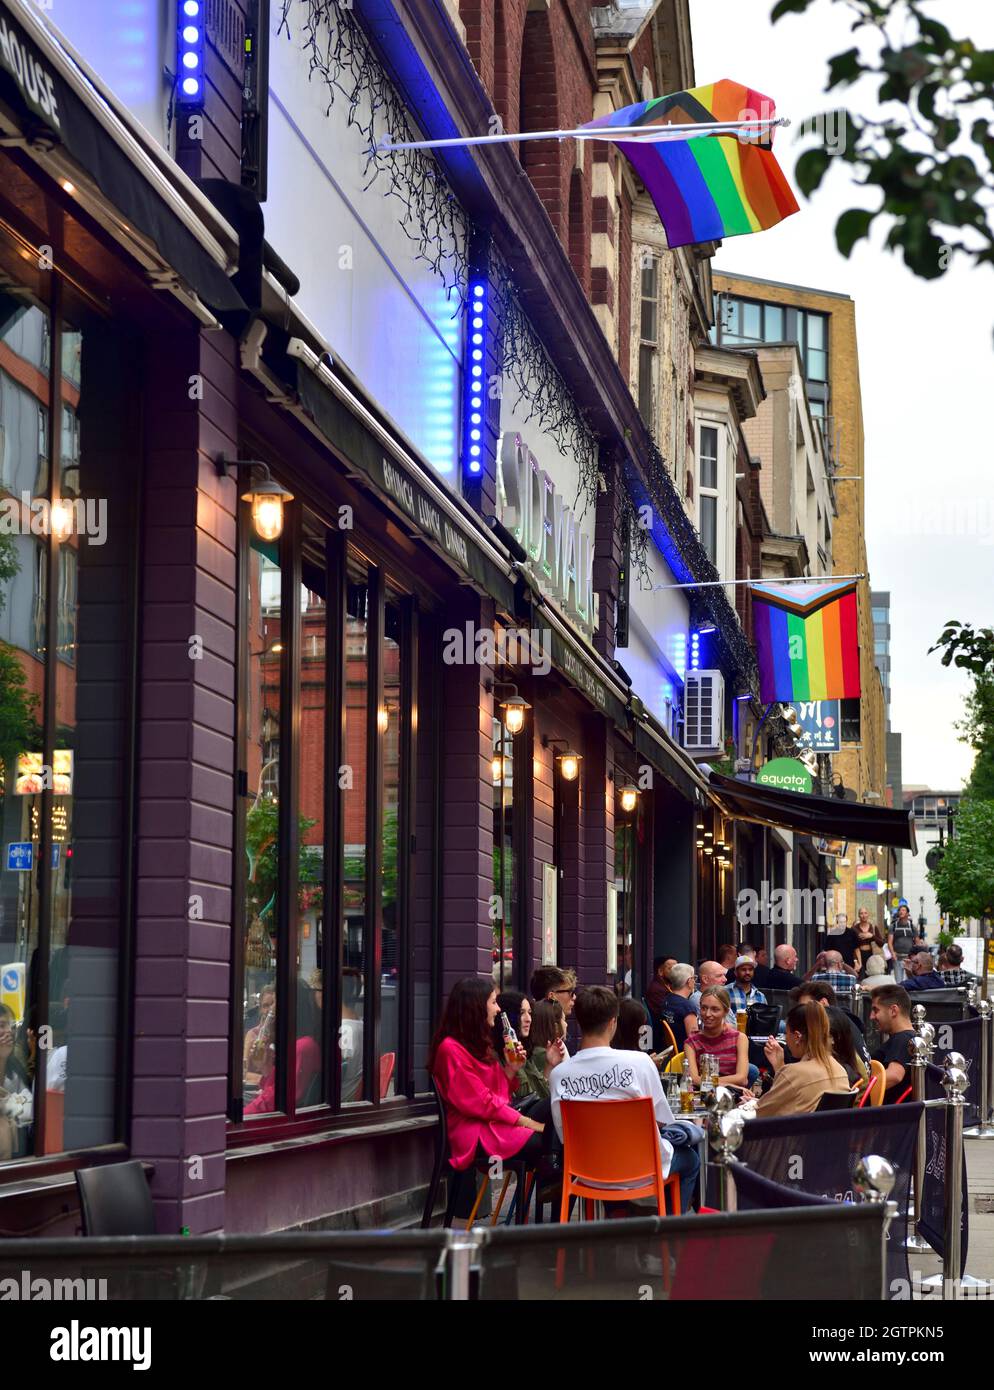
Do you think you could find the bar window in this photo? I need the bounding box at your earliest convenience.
[233,516,428,1127]
[0,231,130,1164]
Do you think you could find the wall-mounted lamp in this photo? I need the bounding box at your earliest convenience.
[50,499,74,542]
[217,455,294,541]
[377,707,389,734]
[542,735,581,782]
[485,679,531,735]
[619,785,639,814]
[500,694,530,735]
[696,838,705,849]
[491,754,506,784]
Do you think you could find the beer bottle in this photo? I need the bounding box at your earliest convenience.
[500,1011,524,1066]
[679,1051,694,1114]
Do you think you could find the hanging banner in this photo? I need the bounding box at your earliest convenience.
[794,700,841,753]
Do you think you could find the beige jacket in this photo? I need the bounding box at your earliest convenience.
[755,1055,851,1117]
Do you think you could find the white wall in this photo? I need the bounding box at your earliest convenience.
[267,14,464,485]
[623,539,690,734]
[40,0,173,150]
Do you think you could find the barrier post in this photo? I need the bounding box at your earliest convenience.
[853,1155,898,1301]
[965,998,994,1139]
[446,1232,480,1301]
[941,1057,969,1299]
[704,1087,745,1212]
[905,1034,932,1251]
[912,1003,935,1064]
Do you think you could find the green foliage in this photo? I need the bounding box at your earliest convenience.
[929,622,994,676]
[0,641,40,780]
[958,674,994,801]
[771,0,994,291]
[928,797,994,922]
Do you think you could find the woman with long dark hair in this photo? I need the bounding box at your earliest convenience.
[429,978,560,1218]
[490,989,532,1059]
[826,1007,868,1089]
[756,1003,850,1116]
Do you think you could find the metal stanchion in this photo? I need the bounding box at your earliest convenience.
[703,1087,745,1211]
[912,1003,935,1063]
[904,1034,932,1251]
[853,1155,898,1301]
[965,998,994,1138]
[941,1059,968,1299]
[447,1231,481,1301]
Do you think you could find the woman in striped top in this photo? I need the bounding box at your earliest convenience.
[684,986,750,1088]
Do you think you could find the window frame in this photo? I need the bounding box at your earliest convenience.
[228,496,435,1145]
[697,419,721,570]
[636,251,660,430]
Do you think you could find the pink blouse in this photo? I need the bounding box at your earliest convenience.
[432,1036,532,1171]
[685,1025,742,1076]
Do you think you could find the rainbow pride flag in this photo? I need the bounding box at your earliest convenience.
[581,79,799,249]
[751,579,861,704]
[856,865,878,894]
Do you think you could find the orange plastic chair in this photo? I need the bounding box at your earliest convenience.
[558,1097,681,1223]
[856,1075,876,1108]
[866,1058,886,1108]
[379,1052,396,1099]
[660,1019,679,1058]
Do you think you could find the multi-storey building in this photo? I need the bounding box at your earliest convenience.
[872,589,903,895]
[712,272,889,928]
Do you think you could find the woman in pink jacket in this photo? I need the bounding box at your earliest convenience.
[429,978,561,1220]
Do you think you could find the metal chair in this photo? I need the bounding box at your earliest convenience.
[814,1089,857,1112]
[420,1082,536,1228]
[75,1160,156,1237]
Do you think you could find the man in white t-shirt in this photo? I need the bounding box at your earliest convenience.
[549,985,700,1213]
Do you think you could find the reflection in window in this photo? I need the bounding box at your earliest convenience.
[297,524,327,1108]
[491,714,517,989]
[379,593,402,1096]
[341,553,369,1103]
[242,539,282,1116]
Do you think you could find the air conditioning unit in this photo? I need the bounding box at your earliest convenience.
[684,670,725,755]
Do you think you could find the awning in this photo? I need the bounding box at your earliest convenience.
[709,771,918,853]
[0,1,244,315]
[634,714,710,802]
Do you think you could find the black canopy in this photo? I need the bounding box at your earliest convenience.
[709,770,917,853]
[0,1,244,315]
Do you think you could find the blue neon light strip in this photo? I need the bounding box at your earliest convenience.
[177,0,205,106]
[463,280,488,478]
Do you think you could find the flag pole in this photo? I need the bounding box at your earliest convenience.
[376,117,789,154]
[653,573,865,592]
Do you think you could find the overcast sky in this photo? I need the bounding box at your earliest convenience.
[692,0,993,793]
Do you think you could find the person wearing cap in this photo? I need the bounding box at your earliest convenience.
[727,956,767,1013]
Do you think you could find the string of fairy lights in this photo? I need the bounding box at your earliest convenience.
[277,0,468,300]
[278,0,771,711]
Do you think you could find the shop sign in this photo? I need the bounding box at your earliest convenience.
[542,863,557,965]
[606,885,618,975]
[496,432,595,639]
[793,700,841,753]
[756,757,813,795]
[5,842,32,872]
[0,14,61,133]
